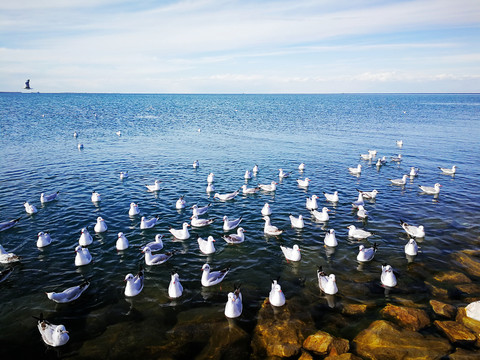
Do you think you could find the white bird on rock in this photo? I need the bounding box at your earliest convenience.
[201,263,229,287]
[75,245,92,266]
[197,236,216,254]
[223,216,242,231]
[124,267,144,296]
[46,280,90,303]
[263,216,283,236]
[223,228,245,244]
[269,279,285,307]
[280,244,301,261]
[169,222,190,240]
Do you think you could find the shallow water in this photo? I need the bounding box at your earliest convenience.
[0,93,479,358]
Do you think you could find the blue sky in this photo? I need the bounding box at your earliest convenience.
[1,0,479,93]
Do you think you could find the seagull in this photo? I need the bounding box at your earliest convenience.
[35,315,69,347]
[376,156,387,167]
[142,247,174,265]
[91,191,101,202]
[244,170,252,180]
[207,173,215,184]
[116,130,122,136]
[169,222,190,240]
[223,228,245,244]
[201,263,230,287]
[141,234,164,251]
[168,271,183,298]
[296,178,310,188]
[37,231,53,247]
[360,153,372,161]
[317,267,338,295]
[223,216,242,231]
[0,267,14,283]
[225,284,243,318]
[389,174,408,186]
[357,243,378,262]
[46,280,90,303]
[348,164,362,175]
[391,154,402,162]
[116,232,129,251]
[259,181,277,192]
[241,184,260,194]
[280,244,301,261]
[409,167,419,177]
[311,207,330,222]
[439,165,457,175]
[252,164,259,173]
[347,225,373,239]
[197,236,216,254]
[77,143,84,150]
[191,215,215,227]
[269,279,285,307]
[94,217,108,232]
[396,140,403,147]
[0,244,20,264]
[75,245,92,266]
[323,191,339,203]
[78,227,93,246]
[263,216,283,236]
[40,191,59,203]
[324,229,337,247]
[124,267,145,296]
[368,149,377,157]
[278,168,292,179]
[418,183,442,195]
[357,189,378,200]
[0,217,21,232]
[145,180,162,191]
[405,238,418,256]
[306,194,319,210]
[73,131,78,138]
[175,196,186,210]
[289,214,304,229]
[119,171,128,180]
[24,202,37,214]
[261,203,272,216]
[356,205,368,219]
[400,220,425,238]
[352,192,365,208]
[140,215,160,230]
[206,183,216,193]
[128,202,140,216]
[191,203,211,216]
[193,160,199,169]
[214,190,239,201]
[298,163,305,171]
[381,264,397,287]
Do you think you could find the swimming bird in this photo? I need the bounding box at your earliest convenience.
[145,180,162,191]
[169,222,190,240]
[206,183,216,193]
[223,228,245,244]
[418,183,441,195]
[24,202,37,214]
[46,280,90,303]
[141,234,164,251]
[298,163,305,171]
[35,315,69,347]
[75,245,92,266]
[253,164,259,173]
[263,216,283,236]
[348,164,362,175]
[347,225,373,239]
[192,203,212,216]
[352,192,365,208]
[168,271,183,298]
[0,217,21,232]
[73,131,78,138]
[0,244,20,264]
[124,267,144,296]
[198,236,216,254]
[439,165,457,175]
[119,171,128,179]
[356,205,368,219]
[391,154,402,162]
[116,232,129,251]
[360,153,372,161]
[116,130,122,136]
[225,284,243,318]
[396,140,403,147]
[37,231,53,247]
[244,170,252,180]
[409,167,419,177]
[77,143,84,150]
[399,220,425,238]
[317,267,338,295]
[142,247,174,265]
[376,156,387,167]
[278,168,292,179]
[241,184,260,194]
[357,243,378,262]
[306,194,319,210]
[207,173,215,183]
[140,215,160,230]
[357,189,378,200]
[269,279,285,307]
[259,181,277,192]
[94,217,107,232]
[214,190,239,201]
[324,229,338,247]
[191,215,215,227]
[289,214,304,229]
[78,227,93,246]
[91,191,101,202]
[223,216,242,231]
[389,174,408,186]
[323,191,339,203]
[40,191,59,203]
[381,264,397,287]
[201,263,230,287]
[311,207,330,222]
[296,178,310,188]
[128,202,140,216]
[261,203,272,216]
[0,267,14,283]
[368,149,377,157]
[193,160,199,168]
[405,238,418,256]
[280,244,301,261]
[175,196,186,210]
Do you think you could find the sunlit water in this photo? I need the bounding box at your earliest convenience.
[1,93,479,358]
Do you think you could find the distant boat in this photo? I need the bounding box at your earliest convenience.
[24,79,32,90]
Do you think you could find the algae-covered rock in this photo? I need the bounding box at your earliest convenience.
[341,304,368,316]
[303,330,334,355]
[451,251,480,277]
[433,271,472,284]
[429,299,456,319]
[455,307,480,347]
[434,320,476,345]
[449,347,480,360]
[324,353,363,360]
[379,304,430,331]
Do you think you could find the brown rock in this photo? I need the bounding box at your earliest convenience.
[298,350,314,360]
[452,251,480,277]
[430,300,456,319]
[455,307,480,347]
[303,331,334,355]
[425,281,449,298]
[380,304,430,331]
[433,271,472,284]
[325,354,363,360]
[449,348,480,360]
[353,320,451,360]
[434,320,476,344]
[330,337,350,355]
[342,304,367,316]
[455,283,480,295]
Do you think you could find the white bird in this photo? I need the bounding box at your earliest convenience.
[405,238,418,256]
[168,271,183,298]
[352,192,365,208]
[244,170,252,179]
[201,263,230,287]
[311,207,330,222]
[37,232,53,247]
[356,205,368,219]
[223,228,245,244]
[24,201,37,214]
[324,229,337,247]
[73,131,78,138]
[141,234,164,251]
[252,164,259,173]
[146,180,162,191]
[77,143,84,150]
[298,163,305,171]
[207,172,215,183]
[175,196,186,209]
[289,214,304,229]
[116,232,129,251]
[0,267,13,283]
[128,202,140,216]
[169,222,190,240]
[142,247,174,265]
[223,216,242,231]
[0,217,21,232]
[259,181,277,192]
[396,140,403,147]
[391,154,402,162]
[368,149,377,157]
[418,183,442,195]
[323,191,339,203]
[46,280,90,303]
[409,167,419,177]
[381,264,397,287]
[357,189,378,200]
[119,171,128,179]
[439,165,457,175]
[191,215,215,227]
[389,174,408,186]
[206,183,216,193]
[116,130,122,136]
[348,164,362,175]
[280,244,301,261]
[40,191,59,203]
[357,243,378,262]
[296,178,310,188]
[198,236,216,254]
[224,285,243,318]
[78,227,93,246]
[347,225,373,239]
[193,160,199,168]
[91,191,101,202]
[140,215,160,230]
[241,184,260,194]
[278,168,292,179]
[317,267,338,295]
[306,194,319,210]
[360,153,372,161]
[192,203,211,216]
[94,217,107,232]
[376,156,387,166]
[261,203,272,216]
[75,245,92,266]
[400,220,425,238]
[214,190,239,201]
[263,216,283,236]
[269,279,285,307]
[124,267,144,296]
[0,244,20,264]
[36,316,69,347]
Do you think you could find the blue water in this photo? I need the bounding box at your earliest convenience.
[1,93,480,358]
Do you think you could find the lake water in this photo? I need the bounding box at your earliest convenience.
[0,93,479,358]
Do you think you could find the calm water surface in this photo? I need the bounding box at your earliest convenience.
[0,93,479,358]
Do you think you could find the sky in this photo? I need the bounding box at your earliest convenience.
[1,0,479,93]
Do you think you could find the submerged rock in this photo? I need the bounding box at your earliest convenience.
[434,320,476,345]
[379,304,430,331]
[452,251,480,278]
[425,281,449,298]
[430,299,456,319]
[433,271,472,284]
[456,307,480,347]
[302,330,349,357]
[341,304,368,316]
[449,347,480,360]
